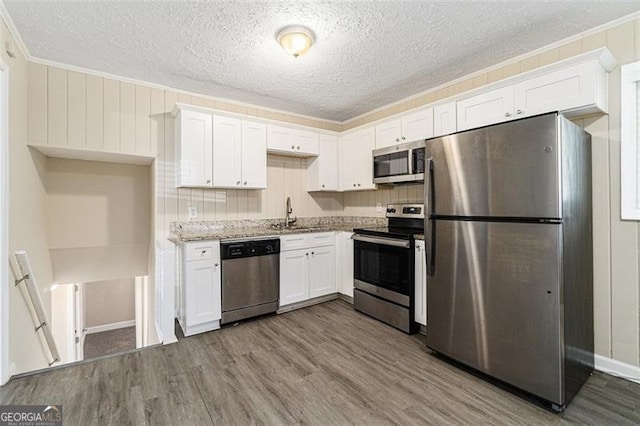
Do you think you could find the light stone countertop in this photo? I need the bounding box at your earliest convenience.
[170,216,386,242]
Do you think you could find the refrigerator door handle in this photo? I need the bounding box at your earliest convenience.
[426,157,436,276]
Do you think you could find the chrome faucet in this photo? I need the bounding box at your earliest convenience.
[285,196,297,228]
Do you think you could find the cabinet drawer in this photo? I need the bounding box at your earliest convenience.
[280,234,308,251]
[307,232,335,247]
[185,242,215,261]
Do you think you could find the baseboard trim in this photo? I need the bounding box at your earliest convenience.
[85,320,135,335]
[595,354,640,384]
[337,293,353,304]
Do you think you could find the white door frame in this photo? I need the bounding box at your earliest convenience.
[0,56,10,385]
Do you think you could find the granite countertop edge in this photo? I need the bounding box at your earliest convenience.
[170,216,387,243]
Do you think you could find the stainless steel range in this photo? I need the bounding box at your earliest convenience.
[352,203,424,334]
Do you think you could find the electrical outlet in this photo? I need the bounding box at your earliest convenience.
[188,206,198,219]
[376,202,383,212]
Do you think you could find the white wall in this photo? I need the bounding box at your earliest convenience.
[83,278,135,328]
[4,19,53,374]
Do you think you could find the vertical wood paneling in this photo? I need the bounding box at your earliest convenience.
[226,190,238,219]
[135,86,151,154]
[150,88,165,236]
[202,189,217,221]
[608,67,640,365]
[27,62,47,145]
[584,115,613,357]
[190,189,204,221]
[85,75,104,149]
[237,190,248,219]
[163,91,179,224]
[215,190,227,220]
[103,79,120,151]
[176,94,193,217]
[47,67,67,146]
[120,83,136,154]
[67,71,86,148]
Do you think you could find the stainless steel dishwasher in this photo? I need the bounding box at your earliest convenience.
[220,238,280,324]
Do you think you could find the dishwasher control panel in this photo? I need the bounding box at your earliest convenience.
[221,238,280,259]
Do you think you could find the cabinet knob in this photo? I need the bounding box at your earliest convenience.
[395,138,400,142]
[357,183,361,187]
[322,184,325,188]
[505,112,512,118]
[214,263,219,267]
[311,251,315,255]
[417,246,421,252]
[353,183,356,187]
[297,146,300,150]
[401,136,406,140]
[206,179,211,184]
[291,145,295,149]
[237,181,241,185]
[305,253,309,256]
[201,250,207,254]
[244,181,247,185]
[516,109,524,115]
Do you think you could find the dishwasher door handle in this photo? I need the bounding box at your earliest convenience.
[352,234,410,248]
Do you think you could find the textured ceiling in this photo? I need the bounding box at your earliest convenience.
[5,1,640,121]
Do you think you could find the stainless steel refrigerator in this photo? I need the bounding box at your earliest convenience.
[424,112,593,411]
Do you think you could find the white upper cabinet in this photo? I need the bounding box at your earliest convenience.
[212,116,267,189]
[375,119,402,149]
[402,108,434,141]
[375,108,434,148]
[307,134,338,191]
[241,121,267,189]
[433,102,457,137]
[174,105,266,189]
[175,109,213,188]
[457,86,515,131]
[267,124,319,157]
[212,115,242,188]
[457,59,610,132]
[339,127,376,191]
[513,61,607,118]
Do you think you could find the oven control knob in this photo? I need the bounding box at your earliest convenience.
[266,245,274,253]
[387,208,396,213]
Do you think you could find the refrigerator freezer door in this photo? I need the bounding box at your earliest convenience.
[426,219,564,405]
[426,113,561,219]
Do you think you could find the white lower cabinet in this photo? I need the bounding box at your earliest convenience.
[414,240,427,326]
[279,232,336,308]
[178,240,222,336]
[336,231,354,298]
[280,249,310,306]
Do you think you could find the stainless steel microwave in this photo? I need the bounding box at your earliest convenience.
[372,140,426,184]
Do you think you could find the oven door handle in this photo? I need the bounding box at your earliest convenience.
[351,234,411,248]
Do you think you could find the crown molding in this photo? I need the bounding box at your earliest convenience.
[0,1,31,59]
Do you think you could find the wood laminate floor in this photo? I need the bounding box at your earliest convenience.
[2,300,639,425]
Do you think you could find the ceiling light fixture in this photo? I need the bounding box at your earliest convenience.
[276,25,315,58]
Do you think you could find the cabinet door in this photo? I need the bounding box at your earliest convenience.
[212,115,242,188]
[339,232,354,297]
[514,62,599,118]
[309,245,336,298]
[176,110,213,187]
[457,86,514,131]
[185,259,221,326]
[433,102,457,137]
[294,130,320,156]
[241,120,267,189]
[414,240,427,326]
[267,124,294,153]
[354,127,376,190]
[402,108,434,141]
[375,119,402,149]
[307,134,338,191]
[338,133,358,191]
[280,249,309,306]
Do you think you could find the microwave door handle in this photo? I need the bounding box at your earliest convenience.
[425,157,436,276]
